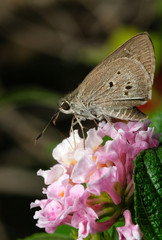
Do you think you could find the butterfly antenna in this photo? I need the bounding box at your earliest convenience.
[35,111,60,142]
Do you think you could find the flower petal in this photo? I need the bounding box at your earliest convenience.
[117,210,143,240]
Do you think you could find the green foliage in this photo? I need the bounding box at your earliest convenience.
[18,225,75,240]
[18,232,66,240]
[133,146,162,240]
[102,135,112,146]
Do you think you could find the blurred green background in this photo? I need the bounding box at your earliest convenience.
[0,1,161,240]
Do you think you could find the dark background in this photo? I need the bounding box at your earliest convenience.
[0,1,162,239]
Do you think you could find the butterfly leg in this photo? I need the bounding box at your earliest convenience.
[75,116,86,149]
[93,119,98,127]
[70,116,79,149]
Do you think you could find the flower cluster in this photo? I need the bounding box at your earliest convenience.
[31,120,159,240]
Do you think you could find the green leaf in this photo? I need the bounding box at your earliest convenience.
[133,146,162,240]
[55,224,76,236]
[102,135,112,146]
[18,225,75,240]
[106,222,123,240]
[17,232,66,240]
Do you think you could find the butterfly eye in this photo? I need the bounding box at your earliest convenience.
[61,101,70,111]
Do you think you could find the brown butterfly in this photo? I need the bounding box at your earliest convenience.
[58,33,155,123]
[36,32,155,141]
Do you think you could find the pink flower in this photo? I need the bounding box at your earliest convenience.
[97,120,159,187]
[117,210,143,240]
[31,120,159,239]
[37,164,67,185]
[52,129,102,169]
[31,199,64,233]
[31,173,96,235]
[87,166,121,205]
[53,129,103,184]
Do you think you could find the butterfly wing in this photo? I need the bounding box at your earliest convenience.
[77,32,155,110]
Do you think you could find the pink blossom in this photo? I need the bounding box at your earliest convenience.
[31,120,159,239]
[31,198,64,233]
[31,174,97,235]
[87,166,121,205]
[117,210,143,240]
[97,120,159,187]
[72,206,98,239]
[37,164,66,185]
[52,130,83,167]
[52,129,102,169]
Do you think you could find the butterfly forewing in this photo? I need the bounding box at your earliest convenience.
[78,32,155,105]
[103,32,155,83]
